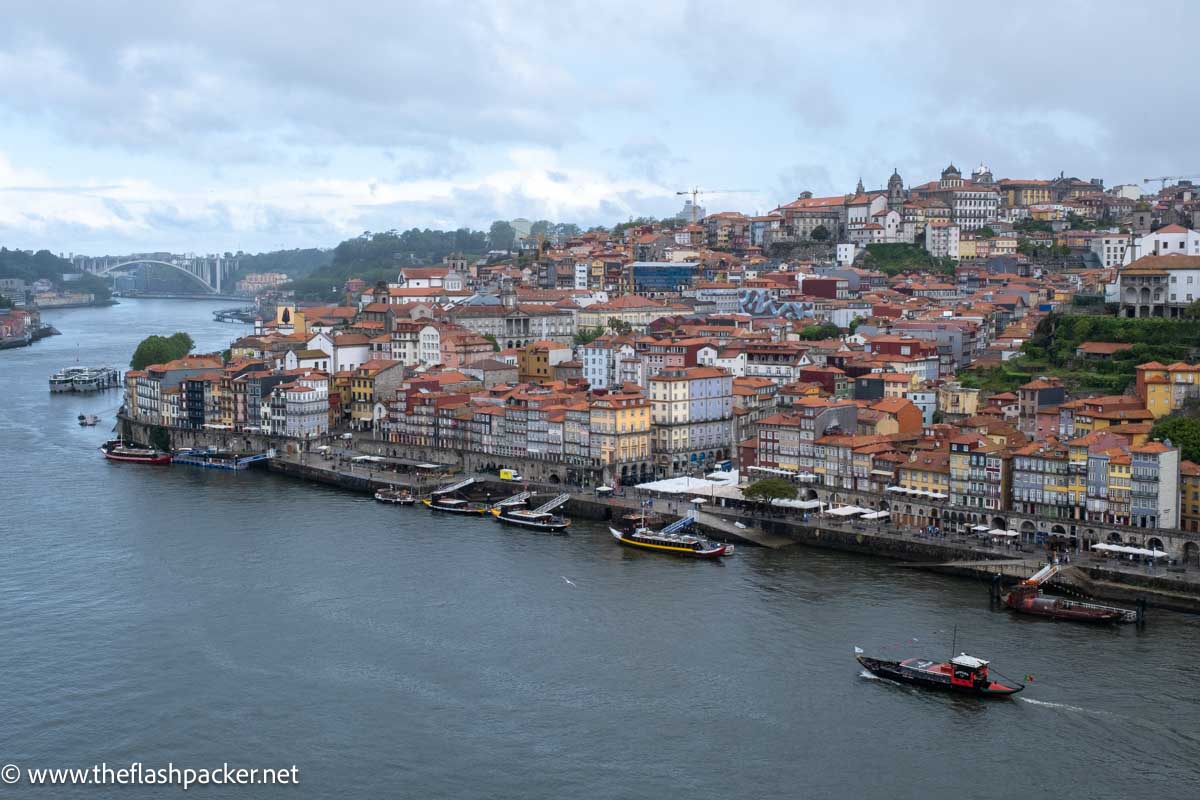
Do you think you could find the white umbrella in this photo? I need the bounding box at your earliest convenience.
[690,497,707,505]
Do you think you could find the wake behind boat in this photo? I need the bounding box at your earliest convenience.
[856,650,1024,697]
[99,439,172,465]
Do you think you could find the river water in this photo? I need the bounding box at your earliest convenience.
[1,298,1198,799]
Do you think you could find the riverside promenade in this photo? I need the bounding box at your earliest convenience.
[118,415,1200,613]
[263,449,1200,613]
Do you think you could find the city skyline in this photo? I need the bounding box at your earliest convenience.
[0,1,1196,254]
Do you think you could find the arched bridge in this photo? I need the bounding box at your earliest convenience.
[85,256,238,293]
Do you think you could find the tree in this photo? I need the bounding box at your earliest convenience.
[799,322,841,340]
[743,478,798,505]
[130,332,194,370]
[574,326,606,345]
[488,221,516,251]
[848,316,866,334]
[810,225,830,242]
[977,226,996,239]
[1149,416,1200,462]
[607,317,633,335]
[482,333,500,352]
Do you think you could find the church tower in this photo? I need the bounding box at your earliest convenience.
[855,177,865,196]
[887,169,904,210]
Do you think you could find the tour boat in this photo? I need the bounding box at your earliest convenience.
[1003,584,1129,624]
[78,414,100,426]
[421,497,489,515]
[856,651,1024,697]
[99,439,172,465]
[490,506,570,533]
[375,487,416,505]
[608,524,732,558]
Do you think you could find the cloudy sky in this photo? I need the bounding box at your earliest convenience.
[0,1,1195,255]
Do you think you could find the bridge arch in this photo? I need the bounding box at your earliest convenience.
[93,260,218,292]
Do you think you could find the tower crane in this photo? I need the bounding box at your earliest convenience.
[675,188,759,224]
[1143,174,1200,193]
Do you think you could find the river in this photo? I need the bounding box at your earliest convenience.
[2,298,1198,799]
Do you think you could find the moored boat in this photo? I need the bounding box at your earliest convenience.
[99,439,172,465]
[1003,584,1129,624]
[421,497,489,515]
[375,487,416,505]
[856,651,1024,697]
[78,414,100,426]
[490,506,570,533]
[609,524,732,558]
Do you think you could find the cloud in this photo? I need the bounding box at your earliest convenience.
[0,1,1196,253]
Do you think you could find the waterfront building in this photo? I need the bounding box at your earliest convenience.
[648,367,734,476]
[1130,440,1180,529]
[350,360,405,430]
[588,386,652,484]
[1012,438,1077,520]
[1180,460,1200,533]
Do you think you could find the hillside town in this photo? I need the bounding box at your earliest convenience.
[119,168,1200,551]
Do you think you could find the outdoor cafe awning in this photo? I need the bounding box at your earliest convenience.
[824,505,869,517]
[861,510,890,520]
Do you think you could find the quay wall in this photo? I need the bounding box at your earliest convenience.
[118,416,1200,612]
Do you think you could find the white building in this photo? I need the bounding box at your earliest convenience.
[1091,233,1131,268]
[1122,224,1200,265]
[925,221,960,260]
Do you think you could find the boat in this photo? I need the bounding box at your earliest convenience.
[608,522,733,558]
[78,414,100,426]
[490,506,570,533]
[375,487,416,505]
[421,497,489,515]
[50,366,121,393]
[1003,584,1129,623]
[99,439,172,465]
[856,651,1024,697]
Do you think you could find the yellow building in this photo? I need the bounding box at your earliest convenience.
[349,360,404,429]
[881,373,918,398]
[898,451,951,495]
[1136,361,1200,418]
[936,381,979,419]
[589,387,651,480]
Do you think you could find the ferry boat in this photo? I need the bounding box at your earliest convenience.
[608,522,733,558]
[99,439,172,465]
[856,651,1024,697]
[375,487,416,505]
[490,506,570,533]
[421,497,490,515]
[50,366,121,393]
[1003,584,1130,624]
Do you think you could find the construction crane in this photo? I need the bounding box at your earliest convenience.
[1143,174,1200,192]
[675,187,758,224]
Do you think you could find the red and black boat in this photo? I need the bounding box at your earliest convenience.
[99,439,172,465]
[1004,583,1132,624]
[856,650,1024,697]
